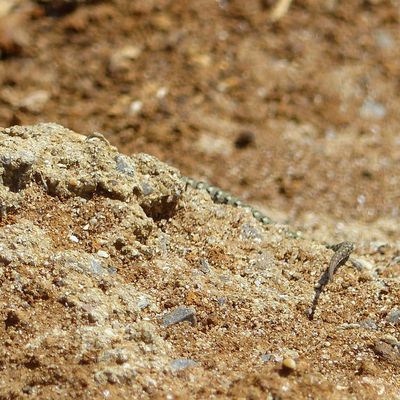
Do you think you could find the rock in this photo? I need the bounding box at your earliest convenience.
[359,319,378,330]
[141,181,154,196]
[260,353,273,363]
[114,154,136,177]
[94,365,137,385]
[387,308,400,325]
[98,348,130,365]
[128,100,143,115]
[69,234,79,243]
[0,123,184,218]
[350,257,375,273]
[359,99,386,120]
[162,306,197,327]
[240,223,263,242]
[282,357,297,370]
[88,258,109,275]
[97,250,109,258]
[198,258,211,274]
[170,358,198,372]
[51,251,113,278]
[137,295,151,310]
[0,220,53,266]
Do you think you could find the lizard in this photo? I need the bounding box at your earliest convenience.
[308,241,355,320]
[182,176,356,320]
[182,176,274,226]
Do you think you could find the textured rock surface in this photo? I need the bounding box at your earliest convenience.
[0,124,399,399]
[0,123,183,217]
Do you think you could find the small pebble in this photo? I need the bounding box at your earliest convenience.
[260,353,273,363]
[170,358,198,372]
[114,154,135,176]
[359,99,386,120]
[69,234,79,243]
[162,306,196,327]
[129,100,143,114]
[137,296,150,309]
[89,259,107,275]
[156,87,168,99]
[387,308,400,325]
[97,250,109,258]
[198,258,210,274]
[359,319,378,330]
[141,182,154,196]
[282,357,296,370]
[240,223,262,242]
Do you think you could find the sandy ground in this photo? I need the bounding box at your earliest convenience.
[0,1,399,399]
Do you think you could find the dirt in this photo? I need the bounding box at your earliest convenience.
[0,1,399,399]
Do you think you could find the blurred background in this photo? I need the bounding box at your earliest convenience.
[1,0,399,239]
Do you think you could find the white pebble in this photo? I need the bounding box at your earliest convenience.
[69,234,79,243]
[97,250,109,258]
[156,87,168,99]
[129,100,143,114]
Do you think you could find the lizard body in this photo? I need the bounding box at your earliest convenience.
[183,176,356,321]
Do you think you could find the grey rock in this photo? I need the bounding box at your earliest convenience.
[0,220,53,266]
[359,99,386,120]
[158,233,169,253]
[260,353,273,363]
[387,308,400,325]
[198,258,211,274]
[114,154,135,177]
[94,366,136,385]
[90,258,108,275]
[162,306,196,327]
[217,297,226,306]
[141,182,154,196]
[52,251,113,277]
[1,150,37,192]
[0,124,184,211]
[240,223,262,242]
[359,319,378,330]
[107,266,118,275]
[137,295,151,310]
[170,358,198,372]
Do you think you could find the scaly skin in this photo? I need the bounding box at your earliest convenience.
[183,176,356,321]
[182,176,273,225]
[327,241,355,279]
[308,241,355,320]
